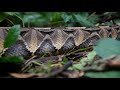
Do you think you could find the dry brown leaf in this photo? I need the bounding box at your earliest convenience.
[62,70,84,78]
[10,73,44,78]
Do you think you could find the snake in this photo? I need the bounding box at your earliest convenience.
[0,25,120,59]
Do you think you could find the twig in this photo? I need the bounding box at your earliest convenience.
[21,55,37,71]
[21,55,64,72]
[43,60,73,78]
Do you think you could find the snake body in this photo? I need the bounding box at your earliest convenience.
[0,25,120,58]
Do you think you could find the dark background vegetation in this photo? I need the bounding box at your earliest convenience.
[0,12,120,27]
[1,12,120,78]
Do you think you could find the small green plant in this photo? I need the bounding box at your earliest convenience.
[4,25,20,48]
[0,25,23,64]
[94,38,120,58]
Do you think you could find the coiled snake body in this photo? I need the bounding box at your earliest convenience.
[0,25,120,58]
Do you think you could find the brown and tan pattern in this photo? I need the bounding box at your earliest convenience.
[0,25,120,58]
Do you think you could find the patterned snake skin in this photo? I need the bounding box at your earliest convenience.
[0,25,120,58]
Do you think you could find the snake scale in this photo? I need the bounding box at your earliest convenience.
[0,25,120,59]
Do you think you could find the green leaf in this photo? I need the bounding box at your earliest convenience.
[0,13,8,22]
[61,13,72,23]
[74,14,94,27]
[0,56,23,63]
[80,51,97,67]
[78,12,89,17]
[4,25,20,48]
[50,12,62,22]
[69,51,96,71]
[62,57,69,64]
[70,63,83,71]
[101,21,113,26]
[31,18,48,27]
[87,51,97,62]
[85,71,120,78]
[88,14,99,24]
[113,19,120,25]
[4,12,15,16]
[94,38,120,58]
[23,14,41,23]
